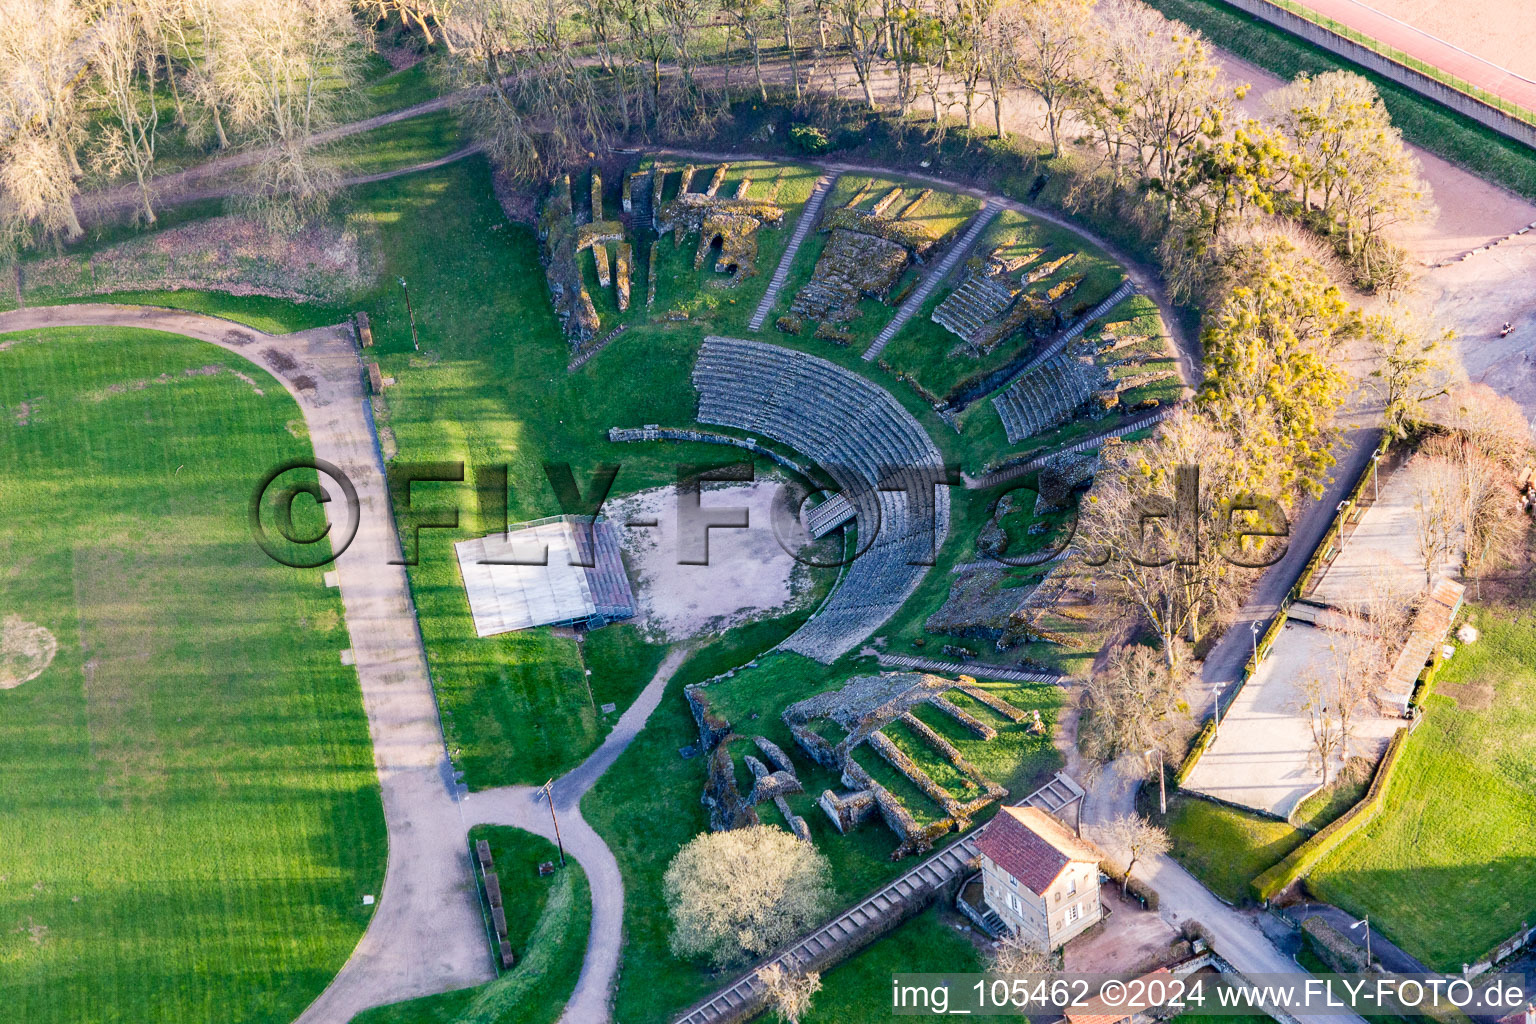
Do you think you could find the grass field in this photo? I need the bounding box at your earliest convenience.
[801,906,986,1022]
[351,830,590,1024]
[878,208,1126,400]
[1145,792,1306,905]
[0,327,384,1023]
[1308,604,1536,970]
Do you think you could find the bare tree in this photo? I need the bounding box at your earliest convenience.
[1422,433,1522,598]
[358,0,460,49]
[1266,70,1430,263]
[1426,383,1536,470]
[212,0,367,229]
[991,930,1055,973]
[1299,673,1343,788]
[1320,619,1385,760]
[1075,408,1254,667]
[90,4,160,224]
[1082,643,1188,762]
[1364,310,1459,440]
[833,0,883,111]
[1407,454,1458,586]
[1111,17,1239,220]
[757,962,823,1023]
[0,0,91,242]
[1102,814,1170,894]
[995,0,1094,157]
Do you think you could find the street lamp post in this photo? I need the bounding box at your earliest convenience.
[1147,747,1166,815]
[1212,682,1227,740]
[542,779,567,868]
[1371,450,1382,503]
[399,276,420,352]
[1250,619,1261,668]
[1352,916,1372,969]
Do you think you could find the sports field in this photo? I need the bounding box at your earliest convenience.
[1309,605,1536,970]
[0,327,384,1022]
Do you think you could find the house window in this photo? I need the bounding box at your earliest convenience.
[1008,893,1022,913]
[1067,875,1078,896]
[1065,904,1080,925]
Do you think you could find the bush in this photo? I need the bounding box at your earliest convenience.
[1251,728,1409,901]
[664,825,833,969]
[1303,916,1368,972]
[789,124,830,154]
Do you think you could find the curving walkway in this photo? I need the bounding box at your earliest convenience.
[470,647,689,1024]
[0,305,492,1022]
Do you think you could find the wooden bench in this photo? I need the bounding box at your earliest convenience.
[354,311,373,348]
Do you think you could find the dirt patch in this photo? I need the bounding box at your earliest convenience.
[262,347,299,373]
[87,364,264,401]
[0,616,58,689]
[20,214,381,304]
[606,478,815,642]
[13,398,38,426]
[1438,680,1496,711]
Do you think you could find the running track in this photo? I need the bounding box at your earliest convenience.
[1276,0,1536,114]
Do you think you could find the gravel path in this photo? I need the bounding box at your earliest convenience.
[0,304,493,1021]
[470,647,689,1024]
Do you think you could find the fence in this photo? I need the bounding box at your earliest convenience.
[1220,0,1536,148]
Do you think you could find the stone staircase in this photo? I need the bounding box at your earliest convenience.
[630,169,655,231]
[864,203,998,360]
[748,173,837,331]
[875,652,1068,685]
[932,271,1014,342]
[991,351,1109,444]
[672,837,980,1024]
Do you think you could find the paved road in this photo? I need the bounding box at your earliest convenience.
[1286,902,1430,974]
[1193,424,1383,716]
[1086,759,1371,1024]
[0,305,492,1020]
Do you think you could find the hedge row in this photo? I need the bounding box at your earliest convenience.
[1251,727,1411,901]
[1173,719,1217,787]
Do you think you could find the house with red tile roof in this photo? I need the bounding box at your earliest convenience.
[976,805,1106,950]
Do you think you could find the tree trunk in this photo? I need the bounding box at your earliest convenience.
[784,10,801,101]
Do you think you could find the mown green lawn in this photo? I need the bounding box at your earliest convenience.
[1149,792,1306,905]
[351,830,590,1024]
[0,327,385,1024]
[801,906,987,1022]
[585,641,1062,1024]
[1309,605,1536,970]
[878,208,1126,401]
[764,171,984,353]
